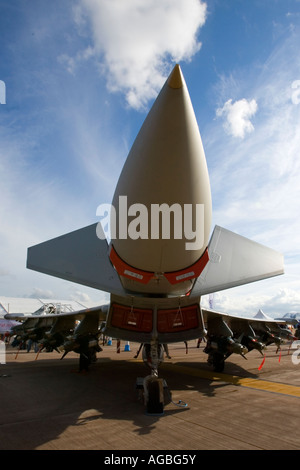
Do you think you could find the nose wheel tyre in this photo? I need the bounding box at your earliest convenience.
[145,376,164,415]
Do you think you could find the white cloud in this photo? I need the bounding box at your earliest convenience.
[27,287,55,299]
[291,79,300,104]
[202,27,300,317]
[69,288,109,306]
[77,0,207,109]
[216,97,258,138]
[202,283,300,318]
[57,54,77,75]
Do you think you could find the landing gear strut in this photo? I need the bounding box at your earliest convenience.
[136,341,167,415]
[135,340,188,414]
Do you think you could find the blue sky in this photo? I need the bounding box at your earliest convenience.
[1,0,300,316]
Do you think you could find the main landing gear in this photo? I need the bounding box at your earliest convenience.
[207,350,225,373]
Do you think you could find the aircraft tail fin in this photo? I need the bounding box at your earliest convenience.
[191,225,284,297]
[0,303,8,315]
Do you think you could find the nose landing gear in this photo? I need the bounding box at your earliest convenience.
[135,341,187,415]
[135,341,166,415]
[136,374,167,415]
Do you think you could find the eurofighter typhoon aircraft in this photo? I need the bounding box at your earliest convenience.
[9,65,287,414]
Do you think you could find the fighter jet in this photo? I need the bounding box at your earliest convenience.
[20,64,284,414]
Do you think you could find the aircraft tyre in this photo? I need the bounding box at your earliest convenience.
[146,377,164,415]
[79,352,91,372]
[212,351,225,373]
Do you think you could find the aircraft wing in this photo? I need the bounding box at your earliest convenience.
[27,223,126,296]
[200,306,294,372]
[10,304,109,355]
[190,225,284,297]
[202,307,286,333]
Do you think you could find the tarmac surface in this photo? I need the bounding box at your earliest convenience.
[1,339,300,451]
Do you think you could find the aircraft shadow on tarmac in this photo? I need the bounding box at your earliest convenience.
[1,347,266,449]
[159,358,260,399]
